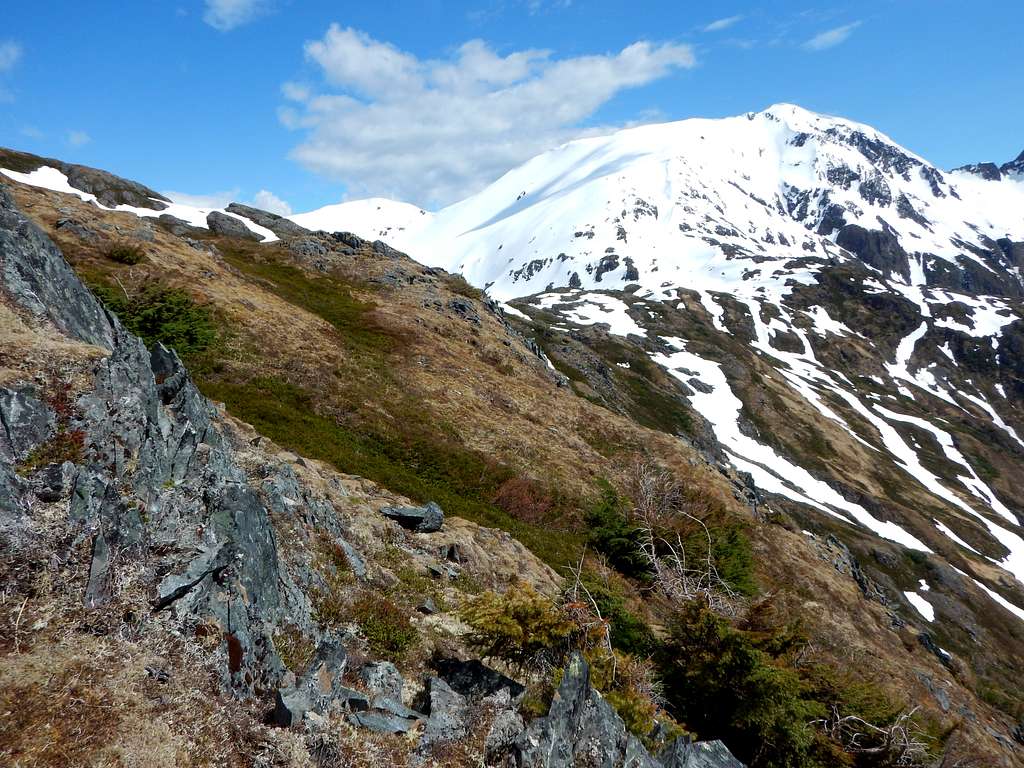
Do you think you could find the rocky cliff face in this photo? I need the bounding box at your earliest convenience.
[0,182,744,765]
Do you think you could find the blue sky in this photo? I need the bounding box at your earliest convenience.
[1,1,1022,213]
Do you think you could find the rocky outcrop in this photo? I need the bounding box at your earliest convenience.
[835,224,910,282]
[0,147,169,209]
[226,202,309,239]
[272,638,351,726]
[1,182,300,693]
[1002,150,1024,178]
[380,501,445,532]
[206,210,265,241]
[513,653,744,768]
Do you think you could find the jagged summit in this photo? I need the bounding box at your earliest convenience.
[955,148,1024,181]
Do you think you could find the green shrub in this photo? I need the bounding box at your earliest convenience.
[659,603,825,768]
[103,241,146,265]
[709,522,757,597]
[352,595,418,659]
[460,583,573,669]
[274,625,316,674]
[584,483,652,580]
[91,282,216,357]
[578,575,658,657]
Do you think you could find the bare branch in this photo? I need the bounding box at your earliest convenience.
[628,461,741,616]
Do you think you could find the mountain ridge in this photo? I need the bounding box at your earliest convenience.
[3,105,1024,763]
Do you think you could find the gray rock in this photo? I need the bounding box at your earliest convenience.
[372,239,401,258]
[433,657,524,701]
[273,686,313,727]
[348,709,420,734]
[0,147,168,210]
[448,298,481,325]
[360,661,404,702]
[512,653,744,768]
[225,203,308,239]
[337,686,370,711]
[420,676,470,743]
[660,739,745,768]
[130,225,155,242]
[374,696,423,720]
[0,388,55,462]
[32,461,74,502]
[514,652,627,768]
[54,217,100,241]
[156,214,205,238]
[380,501,444,533]
[417,596,438,614]
[0,185,297,695]
[330,232,365,249]
[486,708,526,762]
[272,638,350,727]
[0,184,114,348]
[62,163,169,210]
[338,538,367,579]
[206,210,265,241]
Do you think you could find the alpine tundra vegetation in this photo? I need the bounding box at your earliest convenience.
[2,3,1024,767]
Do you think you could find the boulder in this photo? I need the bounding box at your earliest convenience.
[273,686,313,727]
[54,217,100,241]
[272,637,350,727]
[512,653,744,768]
[206,210,264,241]
[380,501,444,533]
[420,676,470,743]
[433,657,524,701]
[156,214,205,238]
[62,162,169,209]
[348,709,420,734]
[225,202,308,239]
[486,707,526,762]
[417,596,438,615]
[514,652,629,768]
[359,661,404,703]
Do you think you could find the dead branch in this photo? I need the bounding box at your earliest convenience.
[629,461,740,616]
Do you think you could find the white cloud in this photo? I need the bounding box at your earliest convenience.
[0,41,21,72]
[67,130,91,147]
[286,26,696,207]
[281,81,311,102]
[703,15,744,32]
[203,0,269,31]
[803,21,861,51]
[161,188,241,208]
[157,186,292,216]
[252,189,292,216]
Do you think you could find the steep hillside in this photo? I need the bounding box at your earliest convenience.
[2,128,1023,767]
[290,104,1024,647]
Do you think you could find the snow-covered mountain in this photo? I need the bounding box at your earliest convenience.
[293,103,1024,301]
[290,104,1024,621]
